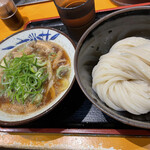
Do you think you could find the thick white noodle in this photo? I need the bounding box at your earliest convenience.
[92,37,150,115]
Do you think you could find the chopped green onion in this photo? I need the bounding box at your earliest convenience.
[0,54,48,104]
[4,58,8,68]
[49,52,57,61]
[0,65,6,68]
[36,60,47,67]
[29,65,37,73]
[32,93,43,104]
[56,65,70,79]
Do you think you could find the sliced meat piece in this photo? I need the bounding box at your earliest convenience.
[33,41,54,56]
[53,50,63,69]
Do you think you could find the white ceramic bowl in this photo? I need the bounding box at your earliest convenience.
[0,28,75,126]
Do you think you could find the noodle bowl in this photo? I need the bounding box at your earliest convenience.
[0,28,75,125]
[0,41,71,114]
[75,6,150,128]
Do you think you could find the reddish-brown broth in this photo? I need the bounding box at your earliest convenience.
[0,41,71,115]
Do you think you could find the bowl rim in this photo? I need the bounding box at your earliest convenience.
[75,6,150,129]
[0,27,76,126]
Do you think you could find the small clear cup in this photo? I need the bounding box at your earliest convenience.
[0,0,23,30]
[54,0,95,41]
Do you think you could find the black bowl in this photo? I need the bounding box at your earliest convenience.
[75,6,150,129]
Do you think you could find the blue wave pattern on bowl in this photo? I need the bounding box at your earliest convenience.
[2,30,60,50]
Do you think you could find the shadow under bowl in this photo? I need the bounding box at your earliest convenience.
[75,6,150,129]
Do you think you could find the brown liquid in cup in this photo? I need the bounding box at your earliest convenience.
[61,1,95,28]
[63,1,85,7]
[0,0,23,30]
[2,10,23,30]
[54,0,95,41]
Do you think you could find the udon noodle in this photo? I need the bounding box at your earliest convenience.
[92,37,150,115]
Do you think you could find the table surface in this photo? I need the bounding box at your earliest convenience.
[0,0,150,149]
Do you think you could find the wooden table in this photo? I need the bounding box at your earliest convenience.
[0,0,150,149]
